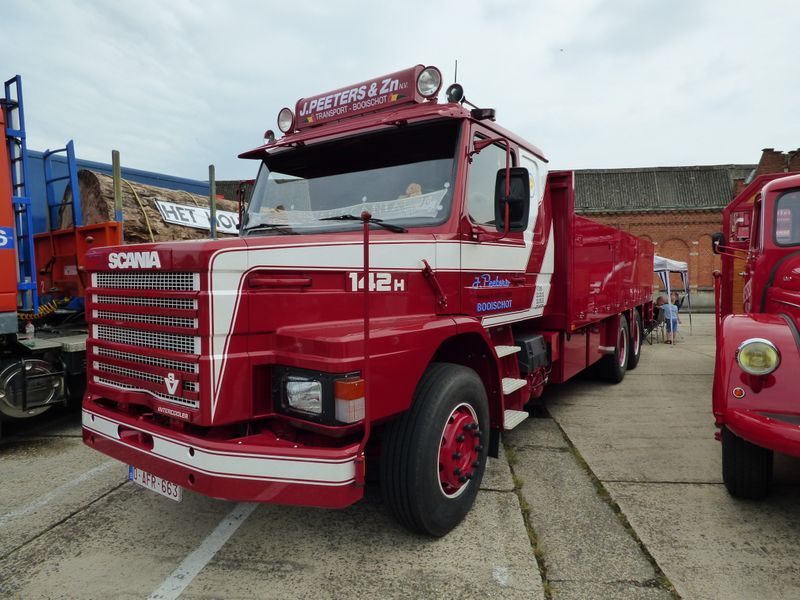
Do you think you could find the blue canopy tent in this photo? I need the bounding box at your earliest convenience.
[654,254,692,334]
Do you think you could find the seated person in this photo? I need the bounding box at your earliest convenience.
[654,296,666,318]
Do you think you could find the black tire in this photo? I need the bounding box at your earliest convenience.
[599,314,629,383]
[627,310,643,370]
[380,363,490,537]
[722,427,773,499]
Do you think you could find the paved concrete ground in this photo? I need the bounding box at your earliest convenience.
[546,314,800,600]
[0,419,542,599]
[3,314,799,599]
[506,418,673,599]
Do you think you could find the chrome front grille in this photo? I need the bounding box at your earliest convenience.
[95,361,164,385]
[94,324,199,355]
[93,272,198,291]
[89,270,202,411]
[94,377,199,409]
[95,294,197,310]
[94,347,198,374]
[95,310,196,329]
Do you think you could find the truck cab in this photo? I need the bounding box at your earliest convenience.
[713,173,800,498]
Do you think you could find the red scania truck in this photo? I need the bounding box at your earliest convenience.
[82,65,653,535]
[713,172,800,499]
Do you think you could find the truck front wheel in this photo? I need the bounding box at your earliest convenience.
[599,314,629,383]
[380,363,490,537]
[722,427,773,499]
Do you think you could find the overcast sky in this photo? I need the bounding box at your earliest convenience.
[3,1,798,181]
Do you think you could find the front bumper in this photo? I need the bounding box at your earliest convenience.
[82,401,363,508]
[725,408,800,458]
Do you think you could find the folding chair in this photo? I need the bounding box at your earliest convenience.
[644,308,666,344]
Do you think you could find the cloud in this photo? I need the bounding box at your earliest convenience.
[2,0,798,181]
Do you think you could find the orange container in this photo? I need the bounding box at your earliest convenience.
[34,222,122,298]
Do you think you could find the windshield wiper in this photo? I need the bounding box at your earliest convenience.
[243,223,298,236]
[319,214,407,233]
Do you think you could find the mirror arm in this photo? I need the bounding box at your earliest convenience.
[499,201,510,240]
[713,243,749,259]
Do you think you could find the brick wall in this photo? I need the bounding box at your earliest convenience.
[756,148,800,175]
[581,149,800,307]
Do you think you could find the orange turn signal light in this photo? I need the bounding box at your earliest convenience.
[335,377,365,423]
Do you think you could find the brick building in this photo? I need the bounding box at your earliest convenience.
[574,148,800,310]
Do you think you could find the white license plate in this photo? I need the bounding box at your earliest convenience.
[129,466,182,502]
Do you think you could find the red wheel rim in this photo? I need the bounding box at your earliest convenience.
[438,403,481,498]
[617,325,628,368]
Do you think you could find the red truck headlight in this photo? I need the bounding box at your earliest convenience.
[285,376,323,415]
[274,367,363,425]
[736,338,781,376]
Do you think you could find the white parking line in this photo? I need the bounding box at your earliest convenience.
[148,502,258,600]
[0,460,116,527]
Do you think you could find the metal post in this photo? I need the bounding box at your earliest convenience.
[112,150,123,223]
[209,164,217,240]
[355,211,372,485]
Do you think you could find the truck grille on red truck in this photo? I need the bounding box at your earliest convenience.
[88,272,202,410]
[94,272,197,291]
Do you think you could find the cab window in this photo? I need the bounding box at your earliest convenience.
[466,137,514,226]
[774,189,800,246]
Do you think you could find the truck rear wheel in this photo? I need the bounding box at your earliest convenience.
[722,427,773,499]
[627,310,643,370]
[599,315,629,383]
[380,363,490,537]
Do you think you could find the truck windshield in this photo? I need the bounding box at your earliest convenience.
[775,189,800,246]
[243,120,459,235]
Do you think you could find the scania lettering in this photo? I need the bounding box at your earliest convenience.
[107,251,162,270]
[82,64,653,536]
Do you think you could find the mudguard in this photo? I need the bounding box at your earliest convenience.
[713,313,800,457]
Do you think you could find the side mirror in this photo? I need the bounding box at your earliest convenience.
[494,167,530,232]
[711,232,725,254]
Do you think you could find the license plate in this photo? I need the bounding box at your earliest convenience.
[128,466,182,502]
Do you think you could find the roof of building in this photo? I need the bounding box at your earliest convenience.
[574,164,756,213]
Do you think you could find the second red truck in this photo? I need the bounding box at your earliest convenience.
[81,65,653,535]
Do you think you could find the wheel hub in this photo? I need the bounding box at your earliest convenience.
[632,316,640,355]
[438,403,482,498]
[618,327,628,367]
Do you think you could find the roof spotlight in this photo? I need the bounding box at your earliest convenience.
[263,129,276,143]
[416,66,442,98]
[446,83,464,103]
[277,108,295,133]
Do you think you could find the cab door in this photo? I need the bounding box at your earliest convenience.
[459,127,549,327]
[742,197,762,312]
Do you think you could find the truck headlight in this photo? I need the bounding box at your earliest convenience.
[737,338,780,376]
[285,376,323,415]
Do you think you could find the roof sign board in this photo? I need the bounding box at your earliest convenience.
[294,65,424,130]
[154,199,239,234]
